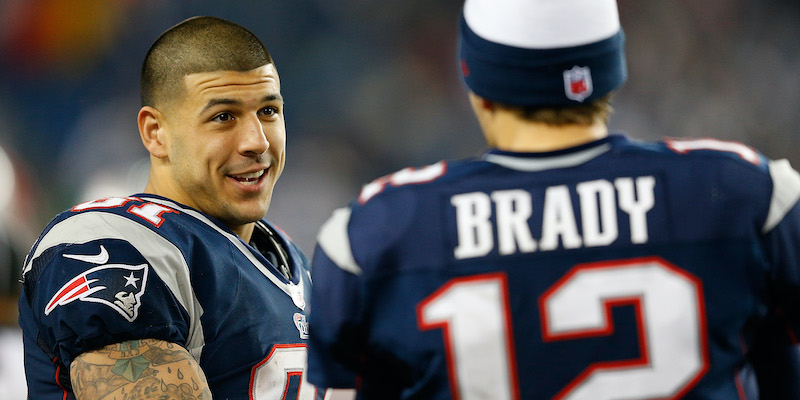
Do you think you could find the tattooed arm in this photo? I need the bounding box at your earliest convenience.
[70,338,212,400]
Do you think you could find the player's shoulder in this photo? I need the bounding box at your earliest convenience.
[344,158,486,235]
[621,135,800,230]
[24,195,211,273]
[620,135,770,171]
[354,157,488,206]
[38,195,198,240]
[612,135,781,192]
[317,159,477,266]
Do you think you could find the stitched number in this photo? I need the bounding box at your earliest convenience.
[666,138,759,165]
[72,196,136,211]
[127,203,178,227]
[250,344,321,400]
[71,196,179,227]
[417,258,708,399]
[417,273,519,400]
[541,258,708,399]
[358,161,447,203]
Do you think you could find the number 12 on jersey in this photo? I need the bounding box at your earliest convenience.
[417,257,709,400]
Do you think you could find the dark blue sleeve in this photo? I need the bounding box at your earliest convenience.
[753,176,800,397]
[22,238,189,367]
[761,201,800,337]
[747,313,800,399]
[307,242,362,389]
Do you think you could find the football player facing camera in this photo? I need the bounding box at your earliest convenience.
[20,16,348,400]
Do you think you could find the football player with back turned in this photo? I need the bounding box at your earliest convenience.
[19,16,349,400]
[307,0,800,398]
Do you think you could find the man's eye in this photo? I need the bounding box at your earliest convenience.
[213,113,233,122]
[260,106,279,117]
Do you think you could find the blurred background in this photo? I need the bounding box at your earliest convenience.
[0,0,798,397]
[1,0,800,257]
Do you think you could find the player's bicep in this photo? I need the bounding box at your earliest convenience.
[70,338,211,400]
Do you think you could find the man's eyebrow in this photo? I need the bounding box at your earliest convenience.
[262,94,283,103]
[201,98,242,114]
[200,94,283,114]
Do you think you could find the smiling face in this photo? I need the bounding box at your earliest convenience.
[140,64,285,239]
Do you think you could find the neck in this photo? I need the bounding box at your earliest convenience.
[233,223,256,243]
[143,178,256,243]
[486,113,609,152]
[469,93,610,152]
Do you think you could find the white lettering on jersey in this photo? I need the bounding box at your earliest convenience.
[540,185,582,251]
[616,176,656,244]
[491,190,537,255]
[576,180,618,247]
[452,176,656,259]
[452,192,494,259]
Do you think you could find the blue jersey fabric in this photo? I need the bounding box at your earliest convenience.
[19,194,326,400]
[308,134,800,399]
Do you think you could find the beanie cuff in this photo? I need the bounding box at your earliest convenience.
[459,13,627,107]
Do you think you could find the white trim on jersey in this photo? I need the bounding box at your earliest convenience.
[22,212,207,360]
[317,207,362,276]
[764,159,800,233]
[484,143,611,172]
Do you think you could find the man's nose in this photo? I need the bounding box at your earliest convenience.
[239,114,269,156]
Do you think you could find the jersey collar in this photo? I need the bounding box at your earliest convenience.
[483,134,626,171]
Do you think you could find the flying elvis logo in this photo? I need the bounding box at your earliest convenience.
[45,246,149,322]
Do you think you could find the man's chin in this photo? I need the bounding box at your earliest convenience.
[232,205,271,225]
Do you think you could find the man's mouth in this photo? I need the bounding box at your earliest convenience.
[229,169,267,185]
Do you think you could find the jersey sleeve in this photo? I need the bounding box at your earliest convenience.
[20,212,193,368]
[307,207,363,389]
[759,159,800,338]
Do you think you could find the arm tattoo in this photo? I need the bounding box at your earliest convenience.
[70,338,212,400]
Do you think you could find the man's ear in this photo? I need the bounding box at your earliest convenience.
[481,98,495,111]
[468,92,495,113]
[138,106,168,158]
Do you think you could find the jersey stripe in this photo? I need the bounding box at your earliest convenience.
[764,159,800,233]
[484,143,611,172]
[317,207,362,276]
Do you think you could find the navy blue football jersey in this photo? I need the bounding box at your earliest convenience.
[19,194,330,399]
[307,134,800,399]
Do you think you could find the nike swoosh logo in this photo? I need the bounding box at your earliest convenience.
[63,245,110,265]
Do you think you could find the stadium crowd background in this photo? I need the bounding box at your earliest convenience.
[1,0,799,268]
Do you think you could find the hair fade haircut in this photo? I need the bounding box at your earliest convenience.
[498,94,615,126]
[141,16,273,108]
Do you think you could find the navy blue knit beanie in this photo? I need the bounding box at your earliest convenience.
[459,0,627,107]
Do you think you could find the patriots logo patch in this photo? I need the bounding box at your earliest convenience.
[45,262,149,322]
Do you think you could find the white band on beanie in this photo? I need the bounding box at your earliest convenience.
[463,0,621,49]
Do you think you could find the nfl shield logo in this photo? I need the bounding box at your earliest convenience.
[563,66,593,102]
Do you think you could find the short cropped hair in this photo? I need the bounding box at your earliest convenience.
[498,94,615,126]
[141,16,273,108]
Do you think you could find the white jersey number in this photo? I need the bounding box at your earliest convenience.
[250,344,320,400]
[72,196,177,227]
[418,258,708,400]
[417,273,518,400]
